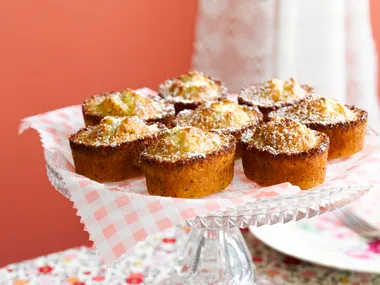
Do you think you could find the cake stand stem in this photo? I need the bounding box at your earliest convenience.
[174,227,256,285]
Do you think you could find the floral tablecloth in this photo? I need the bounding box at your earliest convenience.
[1,229,379,285]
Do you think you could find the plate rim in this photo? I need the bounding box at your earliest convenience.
[250,223,380,274]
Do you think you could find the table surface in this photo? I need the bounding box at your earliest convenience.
[1,229,379,285]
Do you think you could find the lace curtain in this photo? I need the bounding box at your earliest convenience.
[192,0,380,126]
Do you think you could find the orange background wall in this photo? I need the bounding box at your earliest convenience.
[0,0,379,267]
[372,0,380,86]
[0,0,197,266]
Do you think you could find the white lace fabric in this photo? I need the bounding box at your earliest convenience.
[192,0,380,127]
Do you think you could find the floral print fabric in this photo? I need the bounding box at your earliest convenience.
[1,229,379,285]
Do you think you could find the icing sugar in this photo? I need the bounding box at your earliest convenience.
[84,88,174,120]
[71,116,162,146]
[143,126,231,162]
[176,99,262,131]
[272,96,357,124]
[239,78,309,107]
[242,117,320,155]
[158,71,226,103]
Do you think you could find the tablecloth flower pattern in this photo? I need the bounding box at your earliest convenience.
[369,240,380,254]
[1,229,380,285]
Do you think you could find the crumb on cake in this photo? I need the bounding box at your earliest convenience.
[270,95,357,125]
[158,71,227,103]
[176,99,262,131]
[240,117,329,190]
[82,88,175,126]
[241,117,326,155]
[239,78,310,108]
[141,126,236,198]
[69,116,165,182]
[142,126,233,163]
[270,96,367,159]
[71,116,162,146]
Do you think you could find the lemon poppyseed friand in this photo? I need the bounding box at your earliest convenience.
[82,88,175,127]
[270,96,368,159]
[240,117,329,190]
[158,70,227,114]
[238,78,314,120]
[176,99,263,157]
[70,116,165,182]
[141,126,235,198]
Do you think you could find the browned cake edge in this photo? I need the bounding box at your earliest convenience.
[238,84,313,121]
[82,94,176,127]
[240,131,329,190]
[69,129,164,183]
[212,121,263,159]
[175,104,263,158]
[158,77,228,114]
[306,106,368,159]
[140,135,236,198]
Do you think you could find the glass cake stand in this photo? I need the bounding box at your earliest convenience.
[45,152,372,285]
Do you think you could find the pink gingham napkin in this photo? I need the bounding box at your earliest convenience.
[19,88,380,265]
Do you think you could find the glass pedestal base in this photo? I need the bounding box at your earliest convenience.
[174,227,255,285]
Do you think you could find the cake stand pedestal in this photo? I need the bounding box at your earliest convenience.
[45,152,371,285]
[174,227,255,285]
[173,185,370,285]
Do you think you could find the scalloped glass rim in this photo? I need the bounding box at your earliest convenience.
[45,151,372,229]
[185,185,372,229]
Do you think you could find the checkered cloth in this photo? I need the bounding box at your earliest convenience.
[19,88,380,265]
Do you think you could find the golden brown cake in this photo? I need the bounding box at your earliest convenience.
[240,117,329,190]
[176,99,263,157]
[141,126,235,198]
[70,116,165,182]
[269,96,368,159]
[82,88,175,127]
[238,78,314,120]
[158,71,228,113]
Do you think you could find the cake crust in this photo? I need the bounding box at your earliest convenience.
[158,71,228,113]
[176,100,263,157]
[238,78,314,120]
[141,127,236,198]
[240,118,329,190]
[269,97,368,159]
[70,117,166,182]
[306,106,367,159]
[82,90,175,127]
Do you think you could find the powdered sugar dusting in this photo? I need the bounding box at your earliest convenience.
[142,126,232,162]
[271,96,357,124]
[158,71,227,104]
[29,98,379,266]
[239,78,309,107]
[83,88,174,120]
[176,99,262,131]
[71,116,163,147]
[242,117,320,155]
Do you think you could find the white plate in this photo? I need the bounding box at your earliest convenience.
[250,212,380,273]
